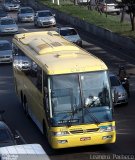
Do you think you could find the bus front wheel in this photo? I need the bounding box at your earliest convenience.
[43,121,48,138]
[23,97,30,118]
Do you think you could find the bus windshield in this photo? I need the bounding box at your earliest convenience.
[49,71,113,127]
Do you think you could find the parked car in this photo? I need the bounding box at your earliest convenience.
[17,7,34,22]
[77,0,95,5]
[34,10,56,27]
[56,26,82,47]
[0,121,16,147]
[109,73,128,105]
[98,0,121,15]
[0,17,18,35]
[0,40,12,63]
[3,1,20,11]
[0,9,8,19]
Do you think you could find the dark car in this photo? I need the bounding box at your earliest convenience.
[0,121,16,147]
[0,9,8,19]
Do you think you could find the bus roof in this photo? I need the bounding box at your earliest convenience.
[13,31,108,75]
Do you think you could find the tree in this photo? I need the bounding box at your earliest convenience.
[115,0,135,31]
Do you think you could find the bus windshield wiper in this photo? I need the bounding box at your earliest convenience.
[84,96,101,124]
[66,104,80,127]
[73,104,100,125]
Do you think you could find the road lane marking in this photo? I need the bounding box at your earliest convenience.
[22,28,28,32]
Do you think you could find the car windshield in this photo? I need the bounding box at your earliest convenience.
[0,43,11,51]
[60,28,77,36]
[0,129,12,142]
[21,8,33,13]
[110,75,120,86]
[49,71,113,126]
[38,11,52,17]
[1,19,15,25]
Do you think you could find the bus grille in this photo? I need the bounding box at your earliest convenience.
[70,130,83,134]
[70,128,99,134]
[86,128,99,132]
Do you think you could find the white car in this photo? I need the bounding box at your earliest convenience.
[0,17,18,35]
[3,2,20,11]
[17,7,34,22]
[56,26,82,47]
[0,40,12,64]
[98,0,121,15]
[34,10,56,27]
[109,73,128,105]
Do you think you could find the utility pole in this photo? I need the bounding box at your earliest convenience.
[74,0,78,5]
[57,0,60,5]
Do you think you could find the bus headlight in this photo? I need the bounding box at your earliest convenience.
[99,125,115,132]
[51,131,70,136]
[57,140,68,144]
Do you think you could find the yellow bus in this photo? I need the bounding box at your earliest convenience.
[12,31,116,149]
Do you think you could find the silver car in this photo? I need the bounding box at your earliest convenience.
[109,73,128,105]
[3,2,20,11]
[34,10,56,27]
[56,26,82,47]
[0,17,18,35]
[98,0,121,15]
[0,40,12,64]
[17,7,34,22]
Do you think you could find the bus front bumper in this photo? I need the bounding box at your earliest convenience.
[50,131,116,149]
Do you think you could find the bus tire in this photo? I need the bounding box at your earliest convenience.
[25,101,30,118]
[23,96,29,116]
[43,120,47,138]
[21,91,23,103]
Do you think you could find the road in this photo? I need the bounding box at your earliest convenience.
[0,9,135,160]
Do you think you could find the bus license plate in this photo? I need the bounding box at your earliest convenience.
[80,137,91,141]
